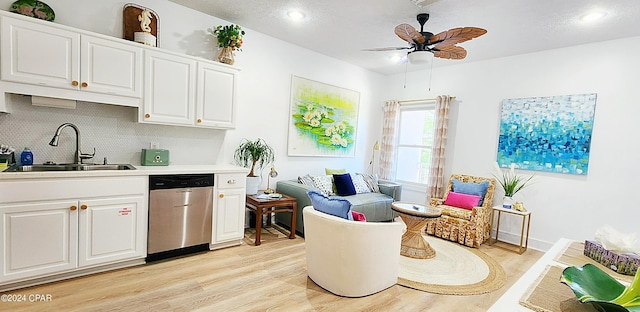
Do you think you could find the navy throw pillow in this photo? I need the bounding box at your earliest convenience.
[307,190,353,220]
[333,173,357,196]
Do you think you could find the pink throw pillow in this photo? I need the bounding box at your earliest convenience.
[351,211,367,222]
[443,192,481,210]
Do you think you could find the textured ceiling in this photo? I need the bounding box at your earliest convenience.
[169,0,640,75]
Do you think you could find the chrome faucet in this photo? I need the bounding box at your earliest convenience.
[49,123,94,164]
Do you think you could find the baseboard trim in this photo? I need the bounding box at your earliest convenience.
[494,230,554,252]
[0,259,144,292]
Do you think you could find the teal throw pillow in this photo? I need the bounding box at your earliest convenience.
[451,179,489,206]
[307,190,354,220]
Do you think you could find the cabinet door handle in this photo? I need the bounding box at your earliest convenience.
[219,194,224,198]
[71,81,79,87]
[227,179,236,184]
[81,82,88,88]
[80,204,88,210]
[197,118,202,123]
[70,205,77,211]
[145,113,151,118]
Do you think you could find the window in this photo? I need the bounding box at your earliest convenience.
[393,102,435,185]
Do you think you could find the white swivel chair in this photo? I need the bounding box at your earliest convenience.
[303,206,405,297]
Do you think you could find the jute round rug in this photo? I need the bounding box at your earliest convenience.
[397,235,506,295]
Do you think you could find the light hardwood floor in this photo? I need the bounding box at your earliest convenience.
[1,233,542,312]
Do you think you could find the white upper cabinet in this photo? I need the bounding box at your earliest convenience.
[1,15,142,98]
[141,49,197,126]
[0,11,238,128]
[0,13,143,111]
[141,49,239,129]
[81,36,142,98]
[196,62,238,129]
[1,16,80,89]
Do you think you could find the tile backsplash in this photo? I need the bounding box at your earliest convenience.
[0,95,225,165]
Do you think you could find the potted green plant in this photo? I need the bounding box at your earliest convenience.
[234,138,275,194]
[493,162,534,209]
[210,24,245,65]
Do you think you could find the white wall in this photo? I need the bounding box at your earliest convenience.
[5,0,634,251]
[0,0,385,175]
[385,36,640,250]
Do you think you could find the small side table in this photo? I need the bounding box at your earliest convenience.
[489,205,531,254]
[391,202,442,259]
[245,192,297,246]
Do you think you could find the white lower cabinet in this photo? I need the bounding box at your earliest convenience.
[78,196,145,267]
[1,200,78,282]
[211,173,246,249]
[0,176,147,287]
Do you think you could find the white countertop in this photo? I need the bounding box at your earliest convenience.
[0,164,248,180]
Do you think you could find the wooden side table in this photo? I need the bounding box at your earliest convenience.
[391,202,442,259]
[489,205,531,254]
[245,192,297,246]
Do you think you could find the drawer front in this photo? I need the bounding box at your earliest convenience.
[0,176,146,203]
[216,173,246,190]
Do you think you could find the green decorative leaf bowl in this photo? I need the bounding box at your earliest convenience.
[561,264,640,312]
[10,0,55,22]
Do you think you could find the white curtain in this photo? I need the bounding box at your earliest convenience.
[379,100,400,180]
[426,95,452,199]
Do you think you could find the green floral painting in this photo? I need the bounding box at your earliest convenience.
[288,76,360,157]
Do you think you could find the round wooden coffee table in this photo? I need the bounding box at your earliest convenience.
[391,202,442,259]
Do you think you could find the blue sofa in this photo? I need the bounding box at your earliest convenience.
[274,179,402,236]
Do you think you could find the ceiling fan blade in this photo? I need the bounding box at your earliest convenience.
[362,47,412,51]
[433,45,467,60]
[429,27,487,47]
[394,24,426,44]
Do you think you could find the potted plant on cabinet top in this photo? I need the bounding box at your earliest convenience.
[234,138,275,195]
[210,24,245,65]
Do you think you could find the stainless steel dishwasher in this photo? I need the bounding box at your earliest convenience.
[147,174,214,261]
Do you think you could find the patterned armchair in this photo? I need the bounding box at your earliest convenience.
[425,174,496,248]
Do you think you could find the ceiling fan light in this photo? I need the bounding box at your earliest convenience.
[407,51,430,64]
[388,54,403,63]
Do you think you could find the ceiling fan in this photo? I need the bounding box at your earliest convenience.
[365,13,487,64]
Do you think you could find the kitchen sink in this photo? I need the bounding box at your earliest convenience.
[3,163,136,172]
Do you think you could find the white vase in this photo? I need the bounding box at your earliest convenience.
[502,196,513,209]
[246,176,261,195]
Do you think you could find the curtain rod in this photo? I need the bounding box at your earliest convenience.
[398,96,456,104]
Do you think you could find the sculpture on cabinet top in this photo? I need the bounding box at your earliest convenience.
[138,9,152,33]
[123,3,159,47]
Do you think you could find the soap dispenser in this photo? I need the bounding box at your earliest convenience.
[20,147,33,165]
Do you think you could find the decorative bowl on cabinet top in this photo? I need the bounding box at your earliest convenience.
[10,0,55,21]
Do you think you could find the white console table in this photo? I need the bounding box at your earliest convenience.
[488,238,572,311]
[489,238,634,311]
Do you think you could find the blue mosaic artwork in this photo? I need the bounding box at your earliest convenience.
[497,93,597,175]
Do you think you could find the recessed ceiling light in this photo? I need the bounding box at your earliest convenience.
[580,11,606,22]
[287,10,306,21]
